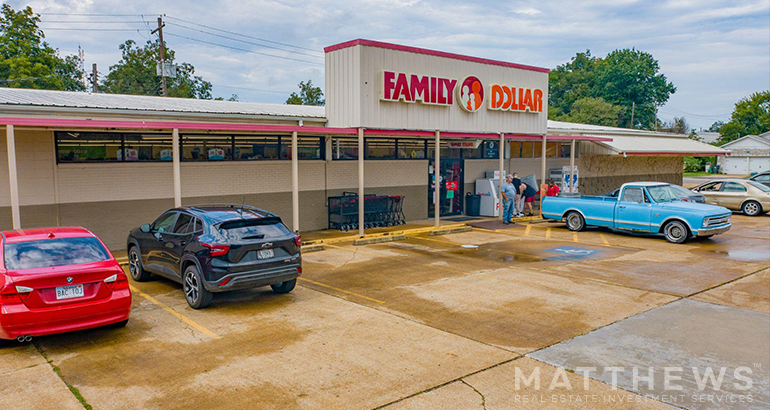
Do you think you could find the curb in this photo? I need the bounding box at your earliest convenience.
[303,223,469,246]
[301,243,325,253]
[428,226,473,236]
[353,234,407,246]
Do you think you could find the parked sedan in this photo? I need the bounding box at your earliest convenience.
[749,171,770,188]
[127,205,301,309]
[692,179,770,216]
[0,227,131,343]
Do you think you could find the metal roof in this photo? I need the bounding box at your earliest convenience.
[0,88,326,119]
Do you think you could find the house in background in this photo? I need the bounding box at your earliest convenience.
[718,131,770,174]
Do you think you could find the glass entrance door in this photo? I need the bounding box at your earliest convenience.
[429,158,464,217]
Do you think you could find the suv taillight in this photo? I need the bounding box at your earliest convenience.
[201,243,230,257]
[294,235,302,247]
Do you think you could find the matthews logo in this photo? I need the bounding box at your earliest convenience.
[380,70,542,114]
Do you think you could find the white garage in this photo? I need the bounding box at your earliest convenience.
[719,132,770,174]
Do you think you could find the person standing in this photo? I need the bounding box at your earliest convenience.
[501,175,516,224]
[546,179,560,197]
[511,172,524,217]
[522,181,537,216]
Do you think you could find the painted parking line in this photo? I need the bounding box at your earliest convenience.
[298,277,385,304]
[412,235,540,261]
[600,233,610,246]
[545,227,552,239]
[129,285,222,340]
[489,228,638,250]
[524,225,532,236]
[572,232,579,243]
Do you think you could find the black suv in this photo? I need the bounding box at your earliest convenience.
[127,205,301,308]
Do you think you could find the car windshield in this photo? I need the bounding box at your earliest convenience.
[668,184,695,197]
[4,237,110,270]
[646,185,681,202]
[748,181,770,192]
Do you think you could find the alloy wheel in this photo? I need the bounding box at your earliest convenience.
[128,250,139,278]
[184,272,199,305]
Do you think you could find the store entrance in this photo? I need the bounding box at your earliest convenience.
[428,158,464,217]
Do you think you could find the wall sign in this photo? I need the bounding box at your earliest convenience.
[381,70,543,114]
[448,140,482,149]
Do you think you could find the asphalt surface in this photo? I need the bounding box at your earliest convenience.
[2,214,768,409]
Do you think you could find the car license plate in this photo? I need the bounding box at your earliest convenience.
[257,249,274,259]
[56,284,84,300]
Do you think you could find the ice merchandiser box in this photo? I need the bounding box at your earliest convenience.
[475,176,501,217]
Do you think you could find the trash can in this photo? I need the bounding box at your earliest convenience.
[465,193,481,216]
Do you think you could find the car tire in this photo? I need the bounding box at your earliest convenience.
[128,246,152,282]
[183,265,213,309]
[742,201,762,216]
[663,220,689,244]
[271,279,297,294]
[565,211,585,231]
[111,319,129,328]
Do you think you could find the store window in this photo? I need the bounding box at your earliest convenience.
[234,136,280,160]
[56,132,122,163]
[331,138,358,160]
[279,136,323,160]
[366,139,397,159]
[123,134,173,161]
[183,135,232,161]
[398,139,426,159]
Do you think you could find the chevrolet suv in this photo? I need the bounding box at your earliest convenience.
[127,205,301,308]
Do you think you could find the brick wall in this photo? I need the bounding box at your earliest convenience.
[579,154,683,194]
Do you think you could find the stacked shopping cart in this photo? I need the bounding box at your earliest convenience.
[328,193,406,231]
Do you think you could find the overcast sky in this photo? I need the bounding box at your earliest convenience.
[10,0,770,129]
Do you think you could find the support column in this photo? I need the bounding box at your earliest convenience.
[358,128,365,235]
[6,125,20,229]
[569,139,576,193]
[434,130,440,227]
[498,133,505,220]
[172,128,182,208]
[540,134,547,188]
[291,131,299,232]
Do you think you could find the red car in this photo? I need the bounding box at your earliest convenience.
[0,227,131,342]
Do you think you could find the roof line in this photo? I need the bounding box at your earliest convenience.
[324,39,550,73]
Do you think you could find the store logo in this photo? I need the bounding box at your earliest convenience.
[380,71,458,106]
[458,76,484,112]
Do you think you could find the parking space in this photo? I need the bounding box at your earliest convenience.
[3,215,769,409]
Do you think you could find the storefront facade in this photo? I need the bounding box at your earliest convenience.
[0,39,725,249]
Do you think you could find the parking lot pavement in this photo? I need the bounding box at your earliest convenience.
[692,268,770,314]
[35,281,514,409]
[384,357,672,410]
[529,299,770,410]
[4,215,769,409]
[0,344,83,410]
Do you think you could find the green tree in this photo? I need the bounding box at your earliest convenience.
[0,5,84,91]
[548,48,676,129]
[556,97,621,127]
[102,39,212,99]
[286,80,324,105]
[717,91,770,145]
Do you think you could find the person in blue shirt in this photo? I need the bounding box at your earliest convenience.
[501,174,517,224]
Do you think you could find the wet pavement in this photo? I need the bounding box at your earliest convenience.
[3,213,769,409]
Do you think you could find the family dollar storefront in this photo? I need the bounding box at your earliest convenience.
[0,39,721,250]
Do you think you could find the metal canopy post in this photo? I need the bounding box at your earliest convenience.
[358,128,365,235]
[6,125,20,229]
[540,134,547,188]
[434,130,440,227]
[499,133,504,220]
[291,130,299,232]
[172,128,181,208]
[569,139,576,193]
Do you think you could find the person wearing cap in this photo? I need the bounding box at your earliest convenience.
[501,174,516,224]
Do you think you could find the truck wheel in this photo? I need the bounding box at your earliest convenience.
[271,279,297,294]
[742,201,762,216]
[663,220,689,244]
[565,212,585,231]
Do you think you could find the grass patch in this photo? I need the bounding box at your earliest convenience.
[34,342,93,410]
[683,172,717,177]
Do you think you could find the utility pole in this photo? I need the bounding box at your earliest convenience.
[630,102,635,128]
[151,16,167,97]
[91,63,98,93]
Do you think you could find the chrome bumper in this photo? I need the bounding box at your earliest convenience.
[697,224,731,236]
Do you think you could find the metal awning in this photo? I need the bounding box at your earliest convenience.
[591,134,728,156]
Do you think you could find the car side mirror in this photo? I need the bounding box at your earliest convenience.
[140,223,151,233]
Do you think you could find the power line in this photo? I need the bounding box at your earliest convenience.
[40,20,149,24]
[0,75,59,82]
[164,15,320,54]
[164,32,324,66]
[165,21,322,60]
[39,27,147,31]
[212,84,293,94]
[38,13,159,16]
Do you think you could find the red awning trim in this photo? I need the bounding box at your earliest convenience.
[619,151,727,156]
[324,39,551,73]
[0,117,612,142]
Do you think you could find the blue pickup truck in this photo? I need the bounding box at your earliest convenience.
[542,182,732,243]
